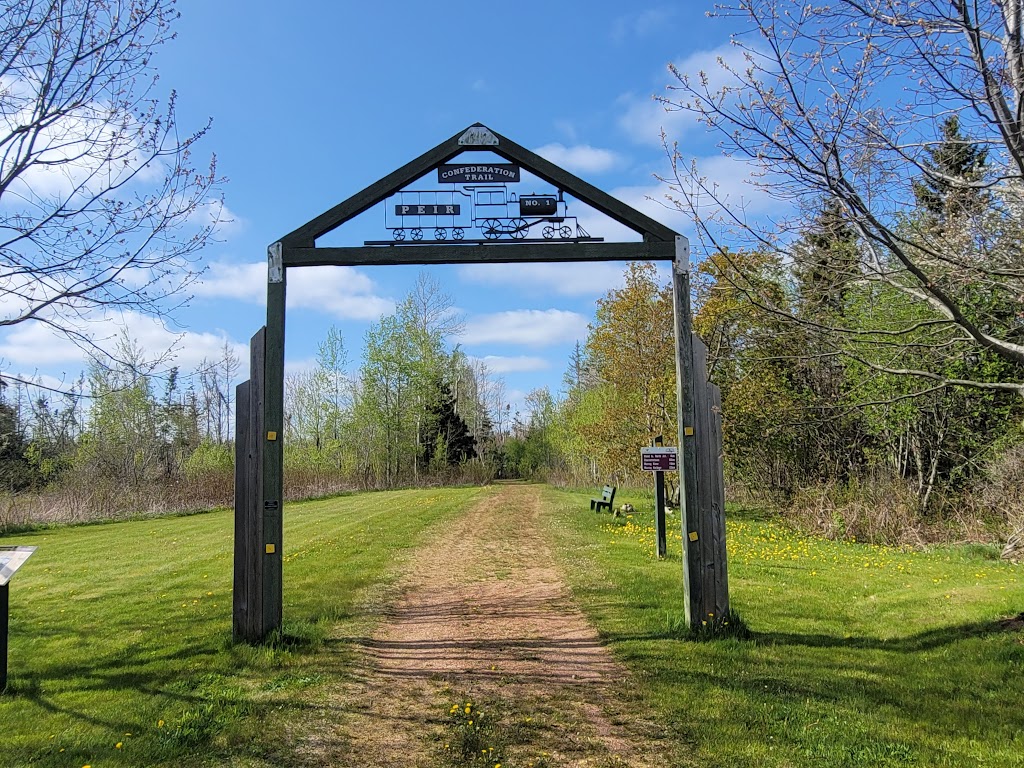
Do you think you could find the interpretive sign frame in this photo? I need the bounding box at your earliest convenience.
[233,123,729,642]
[1,545,36,693]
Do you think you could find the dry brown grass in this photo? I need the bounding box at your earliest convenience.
[0,462,497,532]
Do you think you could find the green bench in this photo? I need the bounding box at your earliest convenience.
[590,485,616,513]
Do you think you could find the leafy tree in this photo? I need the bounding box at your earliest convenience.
[572,262,677,482]
[663,0,1024,398]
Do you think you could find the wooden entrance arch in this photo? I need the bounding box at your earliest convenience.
[232,124,729,642]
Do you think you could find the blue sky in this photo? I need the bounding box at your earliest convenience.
[1,1,775,414]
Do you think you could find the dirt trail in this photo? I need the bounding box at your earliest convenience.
[301,483,669,767]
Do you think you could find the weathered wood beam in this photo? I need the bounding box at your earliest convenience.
[232,379,251,642]
[281,240,676,267]
[262,247,285,639]
[672,242,702,629]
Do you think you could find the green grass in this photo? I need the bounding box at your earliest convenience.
[540,487,1024,768]
[0,486,487,768]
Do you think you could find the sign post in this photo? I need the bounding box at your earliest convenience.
[0,546,37,693]
[641,447,678,559]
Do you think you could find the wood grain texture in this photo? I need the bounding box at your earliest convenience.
[232,379,251,642]
[263,272,285,639]
[282,240,676,267]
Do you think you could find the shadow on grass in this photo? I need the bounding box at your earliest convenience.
[752,615,1021,652]
[614,615,1020,651]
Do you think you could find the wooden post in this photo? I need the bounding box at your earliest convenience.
[672,239,702,628]
[709,384,730,619]
[232,379,251,642]
[692,336,716,618]
[233,329,267,643]
[672,234,730,630]
[262,243,286,638]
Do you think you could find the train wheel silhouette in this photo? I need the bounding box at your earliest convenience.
[412,228,423,241]
[453,228,465,240]
[393,229,405,241]
[483,219,501,239]
[559,225,573,239]
[510,218,528,239]
[542,225,555,239]
[434,228,447,240]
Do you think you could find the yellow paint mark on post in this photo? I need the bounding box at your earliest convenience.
[684,426,694,436]
[267,431,278,441]
[265,544,276,554]
[688,531,699,542]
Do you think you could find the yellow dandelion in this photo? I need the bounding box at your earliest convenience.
[158,719,165,727]
[116,742,123,748]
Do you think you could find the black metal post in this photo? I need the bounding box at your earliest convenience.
[1,583,9,693]
[655,471,667,559]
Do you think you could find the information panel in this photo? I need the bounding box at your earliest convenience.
[641,447,678,472]
[0,547,37,587]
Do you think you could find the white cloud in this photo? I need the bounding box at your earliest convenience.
[533,143,624,175]
[670,155,781,218]
[472,355,550,374]
[0,311,246,374]
[0,323,82,367]
[0,74,163,201]
[285,357,318,378]
[607,183,692,230]
[458,310,589,348]
[191,199,246,238]
[192,261,266,303]
[193,261,394,321]
[569,183,691,242]
[618,92,688,148]
[288,267,395,320]
[618,44,749,146]
[459,263,631,297]
[612,7,676,41]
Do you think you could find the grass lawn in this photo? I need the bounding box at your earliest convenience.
[541,487,1024,768]
[0,486,487,768]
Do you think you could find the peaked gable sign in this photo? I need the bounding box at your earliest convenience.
[277,124,680,267]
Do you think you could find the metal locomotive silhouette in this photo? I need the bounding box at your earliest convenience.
[367,163,601,245]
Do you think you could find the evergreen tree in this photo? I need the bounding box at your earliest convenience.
[421,379,476,469]
[912,115,989,224]
[0,399,34,491]
[793,199,860,319]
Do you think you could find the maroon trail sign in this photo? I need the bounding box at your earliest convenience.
[641,447,678,472]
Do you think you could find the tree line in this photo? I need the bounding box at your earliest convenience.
[510,121,1022,545]
[0,274,551,528]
